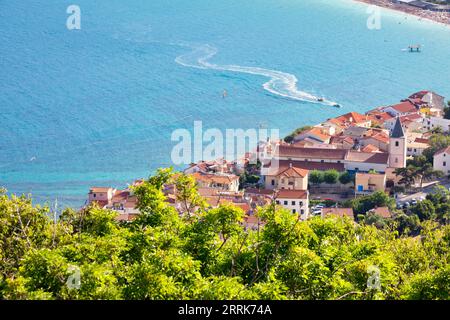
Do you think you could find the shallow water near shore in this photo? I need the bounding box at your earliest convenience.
[1,0,450,207]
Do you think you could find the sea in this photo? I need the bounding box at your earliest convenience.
[1,0,450,208]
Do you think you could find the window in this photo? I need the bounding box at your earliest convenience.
[337,161,341,163]
[395,141,399,147]
[271,179,275,186]
[299,201,303,206]
[276,200,280,205]
[291,201,296,205]
[300,209,304,215]
[284,201,288,205]
[395,157,398,163]
[444,161,447,167]
[292,209,296,214]
[321,160,325,163]
[93,194,96,198]
[414,149,417,152]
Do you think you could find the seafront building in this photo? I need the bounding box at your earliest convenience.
[86,90,448,225]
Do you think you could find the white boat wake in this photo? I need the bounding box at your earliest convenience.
[175,44,340,107]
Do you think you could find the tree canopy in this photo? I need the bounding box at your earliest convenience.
[1,171,450,300]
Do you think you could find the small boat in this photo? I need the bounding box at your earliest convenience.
[317,97,324,102]
[333,103,342,108]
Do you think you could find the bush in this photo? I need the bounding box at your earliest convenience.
[323,170,339,184]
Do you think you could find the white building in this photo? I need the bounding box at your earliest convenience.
[422,116,450,132]
[433,146,450,175]
[275,189,309,220]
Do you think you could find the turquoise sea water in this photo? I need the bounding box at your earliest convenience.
[1,0,450,207]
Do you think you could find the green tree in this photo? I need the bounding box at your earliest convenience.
[339,171,353,185]
[309,170,324,185]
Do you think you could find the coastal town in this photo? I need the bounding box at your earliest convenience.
[86,90,450,228]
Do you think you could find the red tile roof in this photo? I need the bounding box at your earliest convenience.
[345,151,389,164]
[370,207,391,218]
[434,146,450,156]
[389,101,417,113]
[273,166,308,178]
[322,208,354,219]
[278,145,347,160]
[276,190,308,199]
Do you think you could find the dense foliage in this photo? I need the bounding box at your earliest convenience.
[1,171,450,300]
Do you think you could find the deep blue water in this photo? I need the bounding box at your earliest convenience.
[1,0,450,208]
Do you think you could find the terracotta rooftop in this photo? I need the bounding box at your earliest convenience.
[271,165,309,178]
[345,151,389,164]
[191,172,239,184]
[434,146,450,156]
[328,112,370,127]
[276,189,308,199]
[278,145,347,160]
[322,208,354,220]
[361,144,380,153]
[90,187,113,193]
[388,101,417,114]
[369,207,391,219]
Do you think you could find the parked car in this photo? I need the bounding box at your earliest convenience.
[403,202,410,209]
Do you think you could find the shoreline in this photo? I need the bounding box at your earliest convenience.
[352,0,450,26]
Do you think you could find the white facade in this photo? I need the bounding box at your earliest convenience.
[434,149,450,175]
[276,194,309,220]
[344,161,388,173]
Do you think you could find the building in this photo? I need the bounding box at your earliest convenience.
[190,172,240,192]
[273,145,389,173]
[384,113,423,133]
[355,172,387,195]
[388,117,407,168]
[422,116,450,132]
[407,137,429,156]
[88,187,116,206]
[409,90,446,111]
[321,207,354,220]
[323,112,372,133]
[294,127,332,144]
[433,146,450,175]
[264,163,309,190]
[368,207,392,219]
[275,189,309,220]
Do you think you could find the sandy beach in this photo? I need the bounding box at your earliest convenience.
[355,0,450,26]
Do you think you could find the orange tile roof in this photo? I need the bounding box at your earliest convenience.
[361,144,380,153]
[370,207,391,218]
[90,187,113,193]
[389,101,417,113]
[191,172,239,184]
[273,166,308,178]
[435,146,450,156]
[328,112,370,127]
[278,145,347,160]
[276,190,308,199]
[322,208,354,219]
